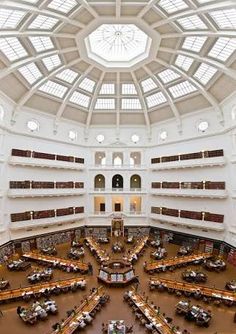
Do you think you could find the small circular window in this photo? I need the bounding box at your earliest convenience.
[27,119,39,132]
[198,121,209,132]
[96,134,105,143]
[131,134,139,143]
[159,130,167,141]
[68,130,77,141]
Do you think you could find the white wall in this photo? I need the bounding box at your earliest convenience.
[0,91,236,247]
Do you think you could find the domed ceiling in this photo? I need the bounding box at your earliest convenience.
[0,0,235,132]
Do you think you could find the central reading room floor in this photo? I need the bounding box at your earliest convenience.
[0,239,236,334]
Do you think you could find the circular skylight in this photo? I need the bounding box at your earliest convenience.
[86,24,151,67]
[96,134,105,143]
[68,130,77,141]
[27,120,39,132]
[159,130,168,141]
[198,121,209,132]
[131,134,140,143]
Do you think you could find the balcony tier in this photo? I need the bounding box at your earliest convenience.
[150,188,227,199]
[8,188,85,198]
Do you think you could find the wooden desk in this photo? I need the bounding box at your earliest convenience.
[126,236,148,262]
[22,251,88,273]
[0,277,86,304]
[126,288,173,334]
[145,252,212,273]
[149,277,236,306]
[85,237,110,263]
[50,286,105,334]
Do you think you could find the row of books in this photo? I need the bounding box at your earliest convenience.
[151,206,224,223]
[151,149,224,164]
[11,206,84,222]
[151,181,225,190]
[11,149,84,164]
[9,181,84,189]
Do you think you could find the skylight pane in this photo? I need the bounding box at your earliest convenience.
[56,69,78,83]
[122,84,137,95]
[169,80,197,98]
[0,9,26,29]
[79,78,96,93]
[158,0,188,14]
[23,0,39,3]
[95,99,115,109]
[157,69,180,84]
[121,99,142,110]
[177,15,207,30]
[210,9,236,29]
[48,0,77,13]
[140,78,157,93]
[28,15,59,30]
[197,0,214,3]
[29,36,54,52]
[70,91,90,108]
[18,63,42,84]
[182,36,207,52]
[42,55,61,71]
[175,55,194,71]
[146,92,167,108]
[100,84,115,95]
[208,38,236,62]
[0,37,27,61]
[39,80,68,98]
[194,63,217,85]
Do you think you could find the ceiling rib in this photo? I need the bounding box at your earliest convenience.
[55,65,94,121]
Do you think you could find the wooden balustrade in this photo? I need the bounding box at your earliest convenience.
[151,181,225,190]
[9,181,84,189]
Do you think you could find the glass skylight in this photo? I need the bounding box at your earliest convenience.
[69,91,90,108]
[177,15,207,30]
[197,0,214,3]
[175,55,194,71]
[158,0,188,14]
[194,63,217,85]
[210,9,236,29]
[182,36,207,52]
[39,80,68,98]
[169,80,197,98]
[140,78,157,93]
[99,84,115,95]
[28,15,59,30]
[121,99,142,110]
[0,9,26,29]
[208,38,236,62]
[157,69,180,84]
[79,78,96,93]
[56,69,78,83]
[122,83,137,95]
[146,92,167,108]
[18,63,42,84]
[95,99,115,109]
[0,37,27,61]
[29,36,54,52]
[42,55,61,71]
[86,24,150,67]
[48,0,77,13]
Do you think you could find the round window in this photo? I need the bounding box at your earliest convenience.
[69,130,77,141]
[198,121,209,132]
[27,120,39,132]
[131,134,140,143]
[96,134,105,143]
[159,130,167,141]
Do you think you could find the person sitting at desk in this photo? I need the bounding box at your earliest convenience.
[82,311,93,323]
[145,322,155,331]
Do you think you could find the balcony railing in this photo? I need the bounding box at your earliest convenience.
[90,211,146,216]
[89,164,146,170]
[91,188,146,193]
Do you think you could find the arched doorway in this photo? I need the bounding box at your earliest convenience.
[94,174,105,189]
[112,174,123,190]
[130,174,141,190]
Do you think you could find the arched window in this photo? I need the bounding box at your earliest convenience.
[112,174,123,189]
[113,156,122,166]
[94,174,105,189]
[130,175,141,189]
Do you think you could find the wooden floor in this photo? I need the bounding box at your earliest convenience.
[0,239,236,334]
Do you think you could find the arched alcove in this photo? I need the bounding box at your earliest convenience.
[112,174,123,189]
[94,174,105,189]
[130,174,141,189]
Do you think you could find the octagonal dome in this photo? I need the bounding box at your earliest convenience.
[85,24,152,68]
